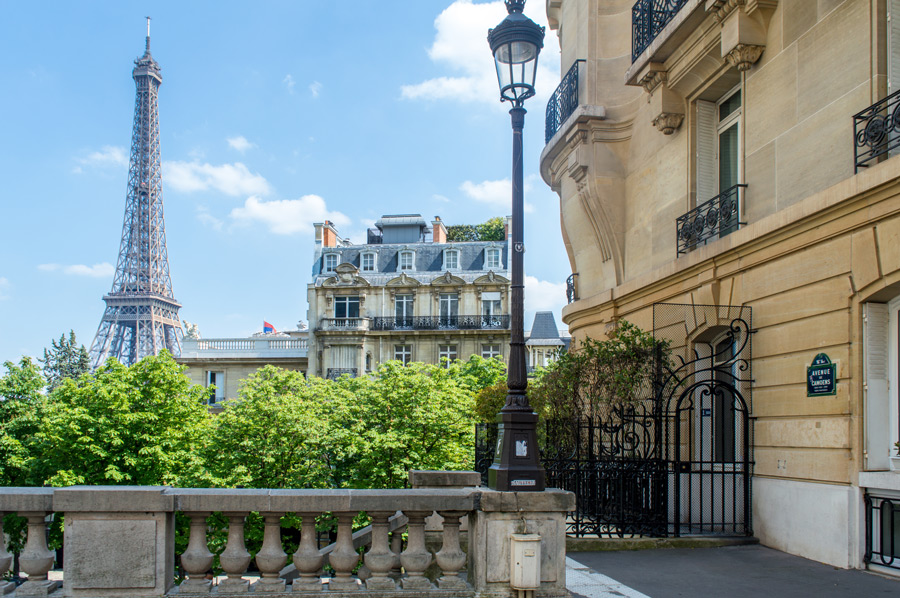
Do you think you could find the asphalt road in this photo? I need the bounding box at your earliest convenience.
[568,544,900,598]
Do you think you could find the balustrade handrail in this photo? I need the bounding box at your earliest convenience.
[0,484,574,597]
[371,314,510,331]
[545,59,584,144]
[853,88,900,173]
[631,0,690,62]
[676,184,747,256]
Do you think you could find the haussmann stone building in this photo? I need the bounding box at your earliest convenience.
[540,0,900,573]
[307,215,512,379]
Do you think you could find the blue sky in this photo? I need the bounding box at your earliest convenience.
[0,1,567,364]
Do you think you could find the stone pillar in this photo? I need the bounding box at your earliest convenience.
[0,512,13,595]
[468,489,574,598]
[54,486,175,598]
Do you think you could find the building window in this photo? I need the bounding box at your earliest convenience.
[395,345,412,365]
[485,248,501,269]
[398,250,415,271]
[324,253,338,273]
[361,252,376,272]
[439,344,458,367]
[439,293,459,327]
[206,371,224,404]
[395,294,414,327]
[444,249,460,271]
[482,344,501,359]
[482,291,502,328]
[697,85,741,203]
[334,296,360,319]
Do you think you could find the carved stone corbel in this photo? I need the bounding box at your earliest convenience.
[725,44,764,71]
[652,113,685,135]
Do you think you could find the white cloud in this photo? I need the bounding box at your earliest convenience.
[196,206,224,230]
[309,81,323,98]
[73,145,128,173]
[432,194,451,203]
[163,161,271,196]
[460,178,534,213]
[230,195,351,235]
[0,277,9,300]
[38,263,115,277]
[227,135,255,153]
[283,74,296,94]
[524,275,566,318]
[401,0,559,106]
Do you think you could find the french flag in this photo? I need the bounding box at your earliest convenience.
[263,321,276,334]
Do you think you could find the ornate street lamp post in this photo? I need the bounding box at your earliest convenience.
[487,0,546,491]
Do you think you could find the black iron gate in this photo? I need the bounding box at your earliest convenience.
[475,303,753,538]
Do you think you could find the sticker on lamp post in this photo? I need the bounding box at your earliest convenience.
[807,353,836,397]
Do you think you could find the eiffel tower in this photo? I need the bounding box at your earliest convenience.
[89,18,183,369]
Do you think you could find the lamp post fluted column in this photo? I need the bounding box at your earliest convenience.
[486,0,546,491]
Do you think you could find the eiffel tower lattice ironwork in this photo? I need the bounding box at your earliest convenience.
[89,19,183,369]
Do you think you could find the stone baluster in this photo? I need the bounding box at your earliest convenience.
[292,512,323,591]
[17,513,57,597]
[400,511,433,590]
[254,513,287,593]
[180,512,214,594]
[327,512,360,591]
[363,511,396,590]
[435,511,468,589]
[0,513,14,595]
[389,525,404,580]
[219,514,252,593]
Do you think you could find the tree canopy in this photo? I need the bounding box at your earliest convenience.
[446,217,506,242]
[40,330,90,392]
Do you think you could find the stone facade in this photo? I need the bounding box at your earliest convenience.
[542,0,900,571]
[307,215,511,378]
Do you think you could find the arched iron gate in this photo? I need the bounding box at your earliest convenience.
[474,303,753,537]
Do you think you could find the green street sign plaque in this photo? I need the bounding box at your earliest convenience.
[807,353,836,397]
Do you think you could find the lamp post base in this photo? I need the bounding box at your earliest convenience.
[488,410,546,491]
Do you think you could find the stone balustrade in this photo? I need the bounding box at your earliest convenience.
[0,474,574,598]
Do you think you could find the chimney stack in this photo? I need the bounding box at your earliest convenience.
[432,216,448,243]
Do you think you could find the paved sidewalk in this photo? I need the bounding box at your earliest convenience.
[566,544,900,598]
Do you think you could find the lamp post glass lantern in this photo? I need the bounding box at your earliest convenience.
[487,0,546,492]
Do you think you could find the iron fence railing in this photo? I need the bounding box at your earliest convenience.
[371,315,510,331]
[676,184,746,256]
[853,89,900,173]
[632,0,690,62]
[865,493,900,571]
[566,273,578,304]
[326,368,357,380]
[545,60,584,144]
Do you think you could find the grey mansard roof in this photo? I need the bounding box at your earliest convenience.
[312,240,508,282]
[526,311,568,347]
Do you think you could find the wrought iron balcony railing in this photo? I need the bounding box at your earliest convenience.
[545,59,584,144]
[676,184,746,256]
[326,367,358,379]
[854,89,900,173]
[632,0,690,62]
[864,493,900,571]
[566,273,578,304]
[371,315,510,331]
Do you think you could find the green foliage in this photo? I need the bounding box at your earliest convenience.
[205,367,351,489]
[0,358,45,486]
[40,330,90,392]
[31,352,212,487]
[446,217,506,242]
[529,321,668,420]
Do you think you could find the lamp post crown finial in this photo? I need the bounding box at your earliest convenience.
[505,0,526,14]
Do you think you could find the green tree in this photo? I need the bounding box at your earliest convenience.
[476,216,506,241]
[0,358,45,486]
[31,352,212,487]
[205,367,352,489]
[40,331,90,392]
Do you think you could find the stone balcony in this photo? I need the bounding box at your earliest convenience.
[0,472,574,598]
[180,337,308,360]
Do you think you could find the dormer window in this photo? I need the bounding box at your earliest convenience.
[485,248,501,269]
[361,252,376,272]
[443,249,460,271]
[324,253,338,273]
[398,250,415,271]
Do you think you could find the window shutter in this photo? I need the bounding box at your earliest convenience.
[890,0,900,94]
[864,302,890,470]
[696,100,717,203]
